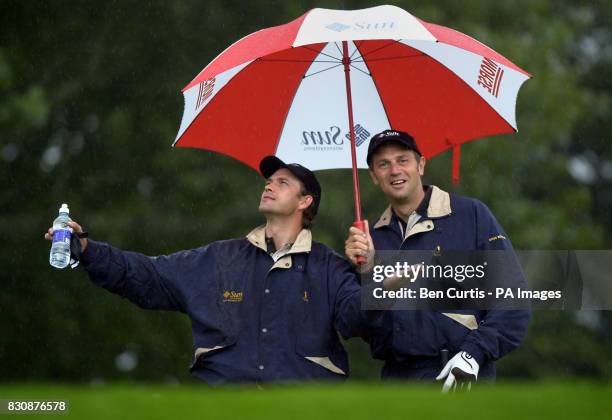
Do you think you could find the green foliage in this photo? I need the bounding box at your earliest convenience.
[1,0,611,382]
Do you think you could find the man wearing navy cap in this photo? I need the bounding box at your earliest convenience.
[345,129,530,391]
[45,156,378,385]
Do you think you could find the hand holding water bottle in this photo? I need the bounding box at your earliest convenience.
[45,204,88,268]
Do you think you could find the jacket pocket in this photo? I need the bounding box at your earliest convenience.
[436,311,477,352]
[189,336,237,372]
[295,334,347,376]
[392,311,446,357]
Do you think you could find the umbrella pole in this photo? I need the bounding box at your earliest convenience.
[342,41,366,264]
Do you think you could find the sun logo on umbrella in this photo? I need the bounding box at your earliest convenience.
[326,22,350,32]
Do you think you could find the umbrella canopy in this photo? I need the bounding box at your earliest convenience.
[174,5,531,182]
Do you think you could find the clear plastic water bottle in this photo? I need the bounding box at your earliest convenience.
[50,203,72,269]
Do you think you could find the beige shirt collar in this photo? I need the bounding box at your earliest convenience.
[246,225,312,255]
[373,185,452,229]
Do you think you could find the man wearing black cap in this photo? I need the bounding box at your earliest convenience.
[345,129,530,391]
[45,156,377,385]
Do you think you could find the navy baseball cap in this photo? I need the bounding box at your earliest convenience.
[259,156,321,216]
[366,129,422,166]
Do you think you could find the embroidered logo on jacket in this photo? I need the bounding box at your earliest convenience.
[488,235,507,242]
[222,291,243,302]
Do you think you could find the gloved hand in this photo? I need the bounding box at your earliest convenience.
[436,351,479,393]
[69,230,88,268]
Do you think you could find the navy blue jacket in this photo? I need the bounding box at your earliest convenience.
[81,227,377,385]
[367,186,531,379]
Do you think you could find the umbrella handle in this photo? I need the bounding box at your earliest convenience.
[343,41,367,266]
[352,220,367,265]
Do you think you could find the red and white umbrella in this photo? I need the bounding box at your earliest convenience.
[174,5,530,229]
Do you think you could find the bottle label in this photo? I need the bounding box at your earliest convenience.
[52,228,71,245]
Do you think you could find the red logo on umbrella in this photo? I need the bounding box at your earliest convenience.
[477,57,504,98]
[195,78,216,110]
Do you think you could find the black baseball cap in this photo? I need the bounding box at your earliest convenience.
[366,129,422,166]
[259,156,321,216]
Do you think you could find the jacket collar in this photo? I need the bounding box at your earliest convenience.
[246,225,312,254]
[373,185,451,229]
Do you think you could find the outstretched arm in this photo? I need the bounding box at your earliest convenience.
[46,221,188,312]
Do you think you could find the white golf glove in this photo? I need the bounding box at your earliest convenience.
[436,351,479,393]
